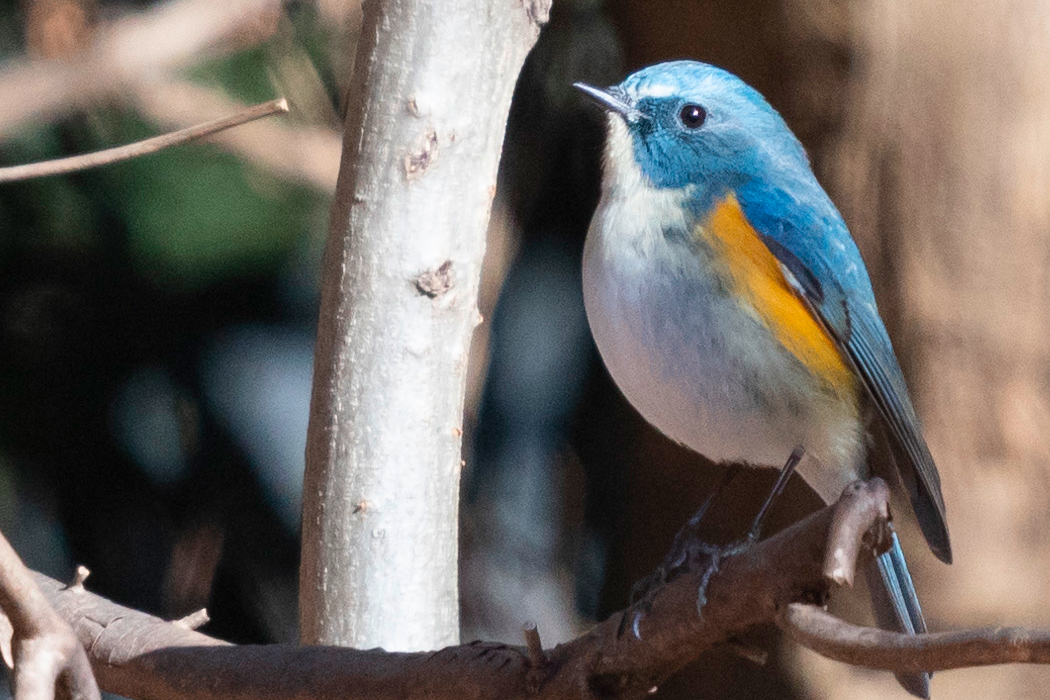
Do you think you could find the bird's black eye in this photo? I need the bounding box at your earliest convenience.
[678,103,707,128]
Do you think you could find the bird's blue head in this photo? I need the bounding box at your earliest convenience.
[576,61,811,202]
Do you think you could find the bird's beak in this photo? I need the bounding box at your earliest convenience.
[573,82,643,121]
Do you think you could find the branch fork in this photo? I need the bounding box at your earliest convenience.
[3,479,1049,700]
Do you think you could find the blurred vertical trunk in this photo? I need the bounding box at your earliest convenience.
[300,0,549,651]
[796,1,1050,697]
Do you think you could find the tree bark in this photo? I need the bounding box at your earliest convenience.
[0,536,100,700]
[16,479,1050,700]
[301,0,551,650]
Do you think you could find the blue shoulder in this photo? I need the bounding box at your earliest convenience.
[733,177,876,335]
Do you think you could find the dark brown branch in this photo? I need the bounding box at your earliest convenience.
[0,533,100,700]
[23,479,877,700]
[779,603,1050,672]
[15,478,1050,700]
[0,98,288,183]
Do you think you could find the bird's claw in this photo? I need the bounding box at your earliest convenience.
[620,449,802,637]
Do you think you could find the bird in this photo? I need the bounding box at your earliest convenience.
[574,61,950,698]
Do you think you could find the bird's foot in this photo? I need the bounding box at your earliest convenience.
[619,447,805,639]
[693,446,806,608]
[619,541,723,638]
[619,465,742,639]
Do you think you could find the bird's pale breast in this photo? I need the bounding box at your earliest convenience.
[582,172,866,502]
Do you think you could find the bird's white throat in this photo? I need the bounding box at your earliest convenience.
[592,117,693,265]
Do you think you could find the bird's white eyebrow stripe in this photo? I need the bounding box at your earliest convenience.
[635,83,676,99]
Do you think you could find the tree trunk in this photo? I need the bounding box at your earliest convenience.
[300,0,550,651]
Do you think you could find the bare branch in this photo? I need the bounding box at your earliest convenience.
[172,609,210,631]
[779,603,1050,673]
[0,0,281,139]
[131,80,341,191]
[522,622,544,668]
[0,531,100,700]
[0,98,288,183]
[16,479,1050,699]
[23,479,859,700]
[823,478,892,586]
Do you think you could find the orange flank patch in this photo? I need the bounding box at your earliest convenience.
[699,194,854,393]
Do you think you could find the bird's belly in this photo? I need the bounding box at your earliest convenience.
[582,234,865,501]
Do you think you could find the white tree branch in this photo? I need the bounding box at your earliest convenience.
[300,0,551,650]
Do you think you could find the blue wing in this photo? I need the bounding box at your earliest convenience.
[736,178,951,565]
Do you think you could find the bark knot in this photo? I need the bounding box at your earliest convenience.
[415,261,454,298]
[521,0,551,25]
[405,128,439,180]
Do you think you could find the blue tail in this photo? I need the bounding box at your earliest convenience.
[864,532,931,698]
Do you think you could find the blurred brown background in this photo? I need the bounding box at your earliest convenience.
[2,0,1049,698]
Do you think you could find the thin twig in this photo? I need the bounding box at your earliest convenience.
[173,609,210,630]
[24,480,876,700]
[0,98,288,183]
[720,640,769,666]
[65,565,91,592]
[522,622,544,668]
[823,478,891,586]
[0,0,282,138]
[132,80,341,191]
[778,603,1050,672]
